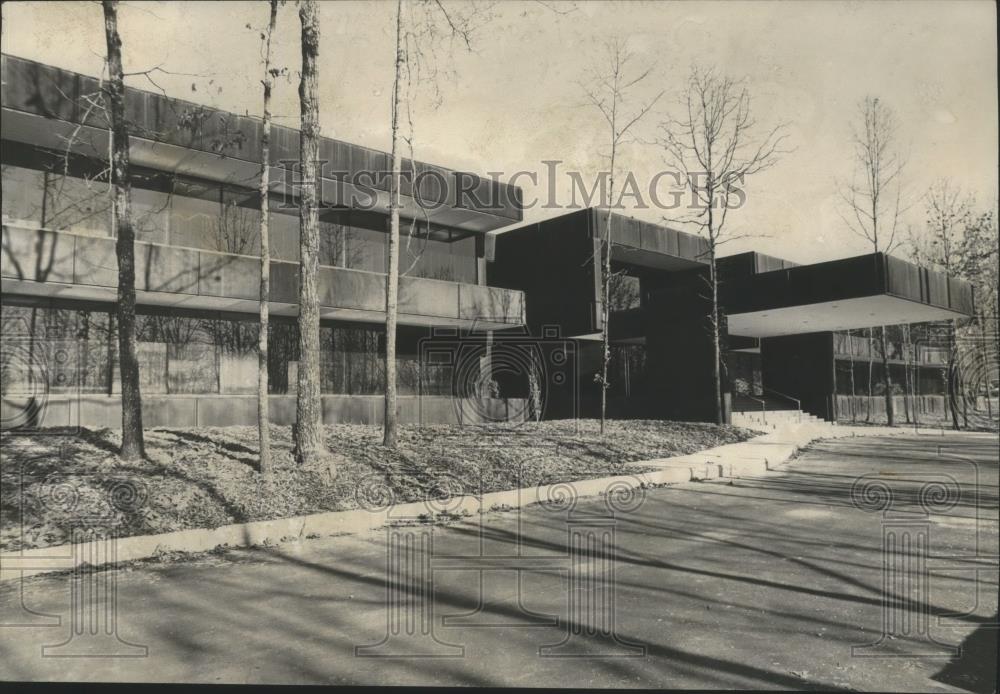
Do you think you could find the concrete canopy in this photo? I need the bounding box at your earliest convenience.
[725,253,974,338]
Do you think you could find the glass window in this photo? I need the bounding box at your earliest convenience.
[45,173,112,237]
[167,340,216,394]
[132,187,171,245]
[267,321,299,394]
[134,314,218,394]
[401,228,476,283]
[451,233,477,283]
[0,305,114,395]
[216,318,259,394]
[329,326,384,395]
[169,179,220,251]
[403,233,451,281]
[214,199,260,255]
[609,273,641,311]
[319,222,347,268]
[269,205,300,262]
[1,165,47,227]
[77,309,115,394]
[346,226,386,273]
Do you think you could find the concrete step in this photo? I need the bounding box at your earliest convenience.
[732,409,830,431]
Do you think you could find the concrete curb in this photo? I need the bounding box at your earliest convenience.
[0,423,932,581]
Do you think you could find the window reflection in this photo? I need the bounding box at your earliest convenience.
[0,304,467,399]
[401,226,476,283]
[2,159,481,284]
[1,165,47,227]
[609,272,641,311]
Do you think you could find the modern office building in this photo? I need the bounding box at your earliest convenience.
[1,54,975,429]
[487,208,974,423]
[0,53,526,428]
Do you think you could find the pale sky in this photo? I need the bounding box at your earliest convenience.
[2,0,997,263]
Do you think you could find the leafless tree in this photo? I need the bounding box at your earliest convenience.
[959,208,999,424]
[580,37,661,435]
[659,66,787,425]
[256,0,280,478]
[293,0,329,465]
[102,0,145,460]
[838,96,909,426]
[383,0,407,449]
[382,0,495,447]
[909,179,997,429]
[910,179,979,429]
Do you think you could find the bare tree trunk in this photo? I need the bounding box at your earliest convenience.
[600,207,613,436]
[947,321,960,430]
[980,310,994,420]
[848,330,857,422]
[383,0,404,448]
[258,0,278,478]
[878,325,894,426]
[709,239,724,425]
[581,40,661,434]
[294,0,328,465]
[866,327,874,422]
[902,324,912,424]
[103,0,144,460]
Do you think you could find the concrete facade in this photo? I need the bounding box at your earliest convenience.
[0,54,976,428]
[488,211,974,423]
[0,53,527,429]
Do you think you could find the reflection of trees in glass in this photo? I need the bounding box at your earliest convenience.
[401,226,475,282]
[0,306,118,396]
[44,171,112,237]
[608,271,641,312]
[609,344,646,399]
[135,314,216,394]
[419,265,458,282]
[0,304,455,399]
[1,165,48,227]
[267,321,299,395]
[1,162,112,237]
[215,199,260,255]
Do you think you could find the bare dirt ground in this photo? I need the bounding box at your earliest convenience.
[1,420,755,551]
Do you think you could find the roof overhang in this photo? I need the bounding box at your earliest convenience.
[728,294,969,338]
[725,252,974,338]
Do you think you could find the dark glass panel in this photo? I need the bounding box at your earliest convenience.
[267,321,299,394]
[1,165,47,227]
[131,186,170,245]
[609,273,641,311]
[217,319,259,395]
[169,178,220,251]
[346,226,387,273]
[269,205,300,262]
[44,173,112,237]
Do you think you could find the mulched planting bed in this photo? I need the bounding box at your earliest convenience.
[1,420,756,551]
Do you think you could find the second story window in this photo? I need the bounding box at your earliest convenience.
[608,271,641,312]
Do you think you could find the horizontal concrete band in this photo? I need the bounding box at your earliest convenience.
[1,225,525,327]
[0,394,530,428]
[0,422,920,581]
